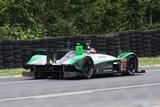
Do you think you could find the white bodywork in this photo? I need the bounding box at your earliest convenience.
[28,51,117,65]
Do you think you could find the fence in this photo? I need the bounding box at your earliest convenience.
[0,29,159,69]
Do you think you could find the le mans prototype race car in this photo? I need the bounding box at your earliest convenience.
[22,43,145,79]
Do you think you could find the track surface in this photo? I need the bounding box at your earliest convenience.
[0,67,160,107]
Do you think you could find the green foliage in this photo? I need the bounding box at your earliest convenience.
[124,0,147,29]
[0,0,160,39]
[141,23,160,30]
[0,24,45,39]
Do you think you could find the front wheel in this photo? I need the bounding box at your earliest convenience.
[81,56,94,79]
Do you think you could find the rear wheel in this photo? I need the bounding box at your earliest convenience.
[82,57,94,79]
[31,67,48,79]
[33,71,39,79]
[33,72,48,79]
[126,55,138,75]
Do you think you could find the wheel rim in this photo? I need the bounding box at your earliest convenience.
[128,58,137,74]
[82,59,93,78]
[84,60,92,75]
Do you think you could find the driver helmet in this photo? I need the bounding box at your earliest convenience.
[90,48,96,54]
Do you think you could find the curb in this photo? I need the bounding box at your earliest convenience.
[0,75,22,79]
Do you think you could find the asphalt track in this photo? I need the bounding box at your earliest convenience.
[0,67,160,107]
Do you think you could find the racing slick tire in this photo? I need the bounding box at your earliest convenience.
[81,56,94,79]
[33,71,48,79]
[33,71,39,79]
[126,55,138,75]
[122,55,138,76]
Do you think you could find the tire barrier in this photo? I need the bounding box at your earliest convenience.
[0,29,160,69]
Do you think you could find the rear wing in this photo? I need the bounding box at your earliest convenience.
[22,48,70,69]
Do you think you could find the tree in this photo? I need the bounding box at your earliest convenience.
[124,0,147,29]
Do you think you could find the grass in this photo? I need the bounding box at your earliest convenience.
[0,57,160,77]
[138,56,160,66]
[0,69,23,77]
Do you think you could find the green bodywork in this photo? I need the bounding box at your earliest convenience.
[26,51,136,66]
[68,52,136,65]
[118,52,136,59]
[69,55,85,65]
[27,55,45,65]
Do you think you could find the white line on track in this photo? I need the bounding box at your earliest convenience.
[147,70,160,72]
[0,82,160,102]
[0,80,44,85]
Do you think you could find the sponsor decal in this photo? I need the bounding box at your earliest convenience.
[102,64,113,72]
[98,56,106,58]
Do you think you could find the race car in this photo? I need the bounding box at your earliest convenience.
[22,43,145,79]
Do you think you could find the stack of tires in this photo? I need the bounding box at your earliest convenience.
[151,30,159,57]
[106,35,116,56]
[129,30,144,57]
[142,31,152,57]
[157,30,160,55]
[71,35,92,48]
[31,39,40,55]
[63,36,72,49]
[21,40,32,66]
[2,40,14,68]
[13,40,22,68]
[119,31,130,52]
[83,35,92,45]
[70,35,87,48]
[0,41,3,69]
[39,38,48,49]
[97,36,106,53]
[47,37,57,49]
[57,37,65,59]
[114,34,121,56]
[91,35,98,50]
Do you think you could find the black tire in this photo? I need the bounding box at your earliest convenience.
[34,72,48,79]
[3,57,14,63]
[31,40,40,44]
[0,65,3,69]
[14,49,22,54]
[40,44,48,48]
[0,60,3,64]
[3,63,15,68]
[32,67,48,79]
[3,51,14,57]
[13,45,21,49]
[81,56,94,79]
[2,45,13,51]
[0,56,3,60]
[39,38,48,43]
[47,38,57,43]
[31,44,40,48]
[21,40,31,45]
[15,63,22,68]
[120,36,129,41]
[14,58,22,63]
[12,40,21,45]
[33,71,39,79]
[125,55,138,75]
[119,31,129,37]
[2,40,12,45]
